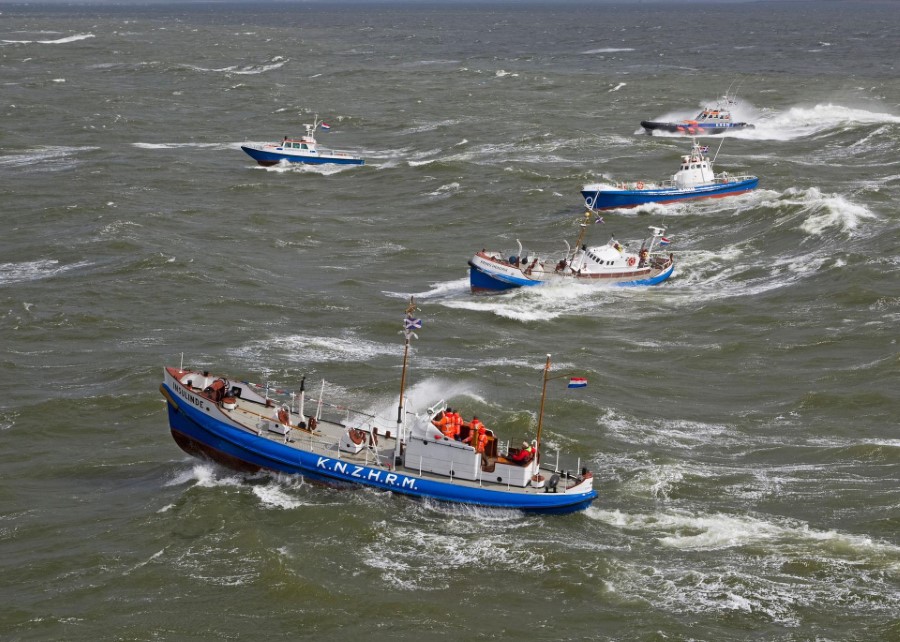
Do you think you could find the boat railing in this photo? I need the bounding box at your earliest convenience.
[486,248,572,266]
[312,146,359,159]
[713,173,756,184]
[275,417,394,470]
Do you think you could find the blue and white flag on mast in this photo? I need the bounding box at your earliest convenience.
[403,317,422,332]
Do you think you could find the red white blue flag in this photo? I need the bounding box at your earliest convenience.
[699,145,709,153]
[320,122,331,131]
[659,236,671,246]
[568,377,588,389]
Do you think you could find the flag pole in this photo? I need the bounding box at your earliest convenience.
[535,355,580,477]
[535,354,552,472]
[395,297,419,465]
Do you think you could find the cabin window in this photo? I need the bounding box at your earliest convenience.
[301,144,309,150]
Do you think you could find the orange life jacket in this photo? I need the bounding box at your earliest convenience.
[448,412,462,438]
[435,415,454,438]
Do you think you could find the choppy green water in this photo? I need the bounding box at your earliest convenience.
[1,2,898,640]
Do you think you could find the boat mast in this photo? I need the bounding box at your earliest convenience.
[569,210,593,267]
[535,354,552,468]
[396,297,421,464]
[535,355,580,473]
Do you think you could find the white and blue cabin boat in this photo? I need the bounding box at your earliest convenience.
[241,119,364,167]
[581,140,758,210]
[469,216,674,293]
[641,105,753,135]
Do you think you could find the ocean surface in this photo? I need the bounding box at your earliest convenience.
[1,2,898,640]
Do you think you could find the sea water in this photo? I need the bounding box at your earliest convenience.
[1,2,898,640]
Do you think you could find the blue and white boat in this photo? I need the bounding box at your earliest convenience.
[159,299,597,514]
[241,118,364,167]
[469,214,674,293]
[581,140,758,210]
[640,105,753,135]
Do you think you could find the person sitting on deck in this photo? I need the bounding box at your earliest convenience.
[510,440,535,465]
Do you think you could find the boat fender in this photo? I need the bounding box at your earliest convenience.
[545,473,560,494]
[308,416,317,430]
[627,257,636,267]
[278,407,290,425]
[636,181,644,190]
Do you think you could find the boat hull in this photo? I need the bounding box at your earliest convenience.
[161,381,597,514]
[582,177,758,210]
[468,256,674,293]
[241,145,365,167]
[640,120,754,135]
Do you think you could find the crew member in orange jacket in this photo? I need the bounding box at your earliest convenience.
[463,416,489,465]
[432,408,456,439]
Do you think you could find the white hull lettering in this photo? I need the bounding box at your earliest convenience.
[310,457,418,490]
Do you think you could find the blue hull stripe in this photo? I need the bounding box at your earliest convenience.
[469,262,674,292]
[583,178,758,209]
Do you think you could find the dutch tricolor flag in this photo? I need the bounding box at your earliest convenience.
[568,377,588,389]
[658,237,671,247]
[320,122,331,131]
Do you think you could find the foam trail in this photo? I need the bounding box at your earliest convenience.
[2,34,94,44]
[591,507,900,556]
[582,48,635,54]
[737,103,900,141]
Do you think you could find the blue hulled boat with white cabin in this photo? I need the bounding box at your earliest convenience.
[159,299,597,514]
[581,140,758,210]
[241,117,364,167]
[469,212,674,293]
[640,104,753,135]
